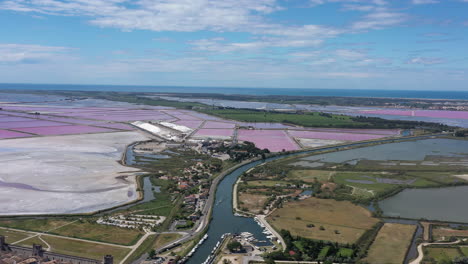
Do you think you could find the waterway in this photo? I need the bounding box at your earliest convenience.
[104,176,158,214]
[185,134,446,263]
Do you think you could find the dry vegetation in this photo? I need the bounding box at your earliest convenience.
[266,197,379,244]
[287,169,334,183]
[364,223,416,264]
[433,227,468,241]
[238,192,269,214]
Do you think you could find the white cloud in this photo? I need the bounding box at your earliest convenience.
[335,49,366,59]
[406,57,445,65]
[324,71,378,78]
[0,43,73,63]
[412,0,439,4]
[0,0,281,32]
[351,10,407,30]
[305,58,337,66]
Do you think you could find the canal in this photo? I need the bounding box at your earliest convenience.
[185,134,444,263]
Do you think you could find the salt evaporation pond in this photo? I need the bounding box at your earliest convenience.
[298,138,468,164]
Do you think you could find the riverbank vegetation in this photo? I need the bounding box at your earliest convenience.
[264,230,355,263]
[236,146,468,210]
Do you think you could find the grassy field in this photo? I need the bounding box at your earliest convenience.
[123,234,157,264]
[0,219,143,246]
[153,233,183,249]
[0,219,71,232]
[364,223,416,264]
[333,171,437,197]
[238,192,269,214]
[424,247,464,263]
[279,153,468,202]
[199,109,362,127]
[19,235,131,262]
[266,197,379,244]
[52,220,143,245]
[460,246,468,256]
[0,228,34,243]
[287,169,333,182]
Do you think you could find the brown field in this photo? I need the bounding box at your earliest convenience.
[287,170,335,183]
[266,197,379,244]
[364,223,416,264]
[421,222,432,241]
[433,227,468,241]
[238,192,269,214]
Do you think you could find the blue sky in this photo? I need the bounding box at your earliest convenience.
[0,0,467,90]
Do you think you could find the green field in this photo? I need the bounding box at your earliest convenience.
[153,233,183,249]
[364,223,416,264]
[0,228,34,243]
[19,235,131,262]
[0,219,143,246]
[460,247,468,256]
[199,109,362,128]
[124,234,157,264]
[424,247,464,263]
[267,197,379,244]
[0,219,71,233]
[52,220,143,245]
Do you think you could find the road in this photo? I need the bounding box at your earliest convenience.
[156,133,447,255]
[119,231,156,264]
[409,239,461,264]
[257,215,286,250]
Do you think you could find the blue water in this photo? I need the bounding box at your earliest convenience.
[1,83,468,100]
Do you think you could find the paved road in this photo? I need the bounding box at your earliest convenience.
[157,158,259,252]
[156,133,447,255]
[257,215,286,250]
[119,231,156,264]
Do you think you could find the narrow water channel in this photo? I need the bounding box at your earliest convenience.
[185,134,441,264]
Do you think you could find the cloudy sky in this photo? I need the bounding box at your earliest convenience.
[1,0,467,90]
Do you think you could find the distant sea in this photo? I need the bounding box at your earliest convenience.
[0,83,466,100]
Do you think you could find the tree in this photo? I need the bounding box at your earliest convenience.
[453,257,468,264]
[227,241,243,252]
[148,249,156,259]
